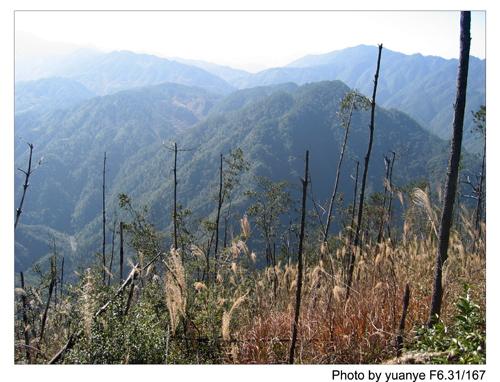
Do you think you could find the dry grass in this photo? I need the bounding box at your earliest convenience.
[224,209,485,364]
[164,248,186,332]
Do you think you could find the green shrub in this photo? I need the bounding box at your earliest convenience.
[412,286,485,364]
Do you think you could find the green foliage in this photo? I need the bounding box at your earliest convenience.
[66,281,168,364]
[471,105,486,136]
[338,89,370,127]
[246,177,291,265]
[412,286,485,364]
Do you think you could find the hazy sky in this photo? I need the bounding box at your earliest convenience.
[16,10,486,72]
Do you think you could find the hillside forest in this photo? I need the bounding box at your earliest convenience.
[14,12,485,364]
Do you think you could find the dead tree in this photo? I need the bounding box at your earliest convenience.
[471,106,486,235]
[289,150,309,364]
[108,220,117,287]
[51,239,59,307]
[347,161,360,245]
[377,151,396,243]
[385,153,397,241]
[60,255,65,299]
[214,153,224,273]
[323,96,355,245]
[102,152,107,283]
[119,221,124,283]
[475,146,485,235]
[20,272,31,363]
[223,215,229,250]
[173,142,179,249]
[15,143,36,229]
[324,91,369,246]
[164,142,194,251]
[345,160,360,275]
[428,11,471,326]
[396,284,411,357]
[346,44,383,298]
[124,273,138,316]
[38,258,56,354]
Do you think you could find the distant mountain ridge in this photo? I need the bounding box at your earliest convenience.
[15,77,96,114]
[16,45,485,153]
[228,45,485,153]
[67,51,235,95]
[15,50,235,100]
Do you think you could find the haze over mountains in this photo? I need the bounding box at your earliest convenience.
[16,44,485,152]
[14,44,485,276]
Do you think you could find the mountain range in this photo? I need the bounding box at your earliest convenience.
[14,45,485,277]
[16,45,485,153]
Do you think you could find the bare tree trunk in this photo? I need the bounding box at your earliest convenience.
[345,161,360,277]
[223,216,228,250]
[428,12,470,325]
[396,283,410,357]
[475,134,486,234]
[52,242,58,307]
[15,143,34,229]
[376,155,392,243]
[20,272,31,363]
[108,220,117,287]
[347,160,360,246]
[386,153,396,241]
[60,256,65,299]
[102,152,107,284]
[204,238,211,283]
[124,274,137,316]
[38,269,55,354]
[173,142,178,250]
[323,98,355,245]
[49,332,76,364]
[377,152,395,243]
[289,150,309,364]
[119,221,124,283]
[346,44,383,298]
[214,153,223,278]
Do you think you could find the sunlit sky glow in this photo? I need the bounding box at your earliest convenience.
[15,10,486,72]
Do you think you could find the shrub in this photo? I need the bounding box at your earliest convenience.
[412,285,485,364]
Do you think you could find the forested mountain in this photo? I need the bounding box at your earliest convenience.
[14,83,220,271]
[171,57,252,84]
[229,45,485,153]
[15,77,96,114]
[16,45,485,154]
[14,80,477,275]
[67,51,235,95]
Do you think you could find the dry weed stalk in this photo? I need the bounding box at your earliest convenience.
[164,248,186,332]
[222,293,248,341]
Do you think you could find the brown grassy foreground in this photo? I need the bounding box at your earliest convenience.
[229,230,485,363]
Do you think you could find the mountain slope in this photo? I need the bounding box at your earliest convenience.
[15,81,477,276]
[17,48,236,98]
[233,45,485,153]
[15,77,96,114]
[71,51,236,95]
[15,82,221,272]
[171,57,252,84]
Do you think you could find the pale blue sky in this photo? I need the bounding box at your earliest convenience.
[16,10,486,73]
